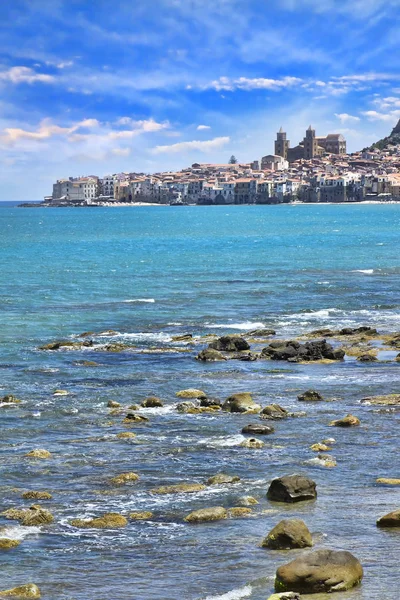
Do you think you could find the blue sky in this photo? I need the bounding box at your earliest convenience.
[1,0,400,199]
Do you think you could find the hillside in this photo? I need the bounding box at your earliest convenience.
[369,119,400,150]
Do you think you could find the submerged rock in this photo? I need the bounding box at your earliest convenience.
[329,414,360,427]
[208,335,250,352]
[172,334,193,342]
[242,423,274,435]
[129,511,153,520]
[0,539,21,550]
[223,392,261,413]
[361,394,400,406]
[377,509,400,527]
[196,349,227,361]
[275,549,363,593]
[228,507,252,518]
[247,328,276,337]
[2,505,54,526]
[141,396,163,408]
[0,584,41,598]
[151,483,206,495]
[116,431,136,439]
[21,491,52,500]
[71,513,127,529]
[267,474,317,503]
[260,404,289,420]
[53,389,69,396]
[1,395,21,404]
[240,437,264,449]
[123,413,149,424]
[376,478,400,485]
[357,354,378,362]
[184,506,227,523]
[110,472,139,486]
[297,389,323,402]
[310,443,331,452]
[176,401,197,413]
[176,389,207,399]
[206,474,240,485]
[107,400,121,408]
[262,519,313,549]
[25,449,51,459]
[237,496,258,506]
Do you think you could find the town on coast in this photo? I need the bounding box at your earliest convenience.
[24,121,400,208]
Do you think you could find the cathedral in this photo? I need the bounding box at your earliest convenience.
[275,126,346,163]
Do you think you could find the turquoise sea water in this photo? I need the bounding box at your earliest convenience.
[0,204,399,600]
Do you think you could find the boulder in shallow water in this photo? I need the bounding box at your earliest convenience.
[267,474,317,503]
[240,437,264,449]
[228,507,252,518]
[262,519,313,550]
[2,505,54,526]
[329,414,360,427]
[1,395,21,404]
[176,389,207,399]
[357,354,378,362]
[116,431,136,439]
[21,491,52,500]
[129,511,153,520]
[123,413,149,424]
[267,594,301,600]
[376,478,400,485]
[184,506,227,523]
[0,584,41,598]
[361,394,400,406]
[242,423,274,435]
[261,404,289,420]
[275,549,363,593]
[247,328,276,337]
[24,449,51,459]
[377,509,400,527]
[141,396,163,408]
[71,512,127,529]
[297,389,323,402]
[237,496,258,506]
[207,473,240,485]
[310,443,331,452]
[196,349,227,361]
[176,401,197,413]
[107,400,121,408]
[223,392,261,413]
[151,483,206,495]
[0,539,20,550]
[110,472,139,486]
[208,335,250,352]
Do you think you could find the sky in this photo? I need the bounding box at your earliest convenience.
[1,0,400,199]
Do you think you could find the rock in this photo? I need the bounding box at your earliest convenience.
[129,511,153,520]
[240,437,264,449]
[1,395,21,404]
[107,400,121,408]
[151,483,206,495]
[310,443,331,452]
[101,343,130,353]
[116,432,136,439]
[186,406,220,414]
[261,404,289,420]
[377,509,400,527]
[267,474,317,503]
[230,351,258,361]
[200,397,221,407]
[141,396,163,408]
[237,496,258,506]
[339,326,377,336]
[267,594,301,600]
[208,335,250,352]
[0,539,21,550]
[262,519,313,549]
[196,348,227,361]
[2,505,54,526]
[242,423,274,435]
[228,507,252,518]
[207,474,240,485]
[261,340,344,362]
[176,389,207,399]
[223,392,261,413]
[0,584,41,598]
[314,454,337,468]
[376,478,400,485]
[247,328,276,337]
[361,394,400,406]
[123,413,149,424]
[74,360,99,367]
[357,354,378,362]
[128,404,139,410]
[110,472,139,486]
[172,334,193,342]
[297,389,323,402]
[275,549,363,593]
[329,414,360,427]
[21,491,52,500]
[176,401,197,413]
[53,389,69,396]
[184,506,227,523]
[25,449,51,459]
[71,513,127,528]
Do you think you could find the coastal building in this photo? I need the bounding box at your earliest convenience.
[275,126,347,163]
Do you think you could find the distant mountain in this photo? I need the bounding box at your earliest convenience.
[367,119,400,151]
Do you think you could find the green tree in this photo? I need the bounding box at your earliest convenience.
[229,155,238,164]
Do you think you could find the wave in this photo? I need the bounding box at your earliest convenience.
[205,322,265,331]
[122,298,155,303]
[352,269,374,274]
[202,585,252,600]
[0,525,41,540]
[197,434,246,448]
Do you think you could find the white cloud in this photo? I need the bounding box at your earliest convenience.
[111,147,131,156]
[152,136,230,154]
[197,124,211,130]
[335,113,360,123]
[203,76,302,92]
[0,66,55,84]
[361,110,400,121]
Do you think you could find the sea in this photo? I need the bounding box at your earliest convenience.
[0,202,399,600]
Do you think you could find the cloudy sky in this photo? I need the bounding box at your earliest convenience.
[1,0,400,199]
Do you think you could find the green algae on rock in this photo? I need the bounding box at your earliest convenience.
[0,539,21,550]
[184,506,227,523]
[262,519,313,549]
[0,584,41,598]
[151,483,206,495]
[71,512,128,528]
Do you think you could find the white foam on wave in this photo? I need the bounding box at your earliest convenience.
[205,322,265,331]
[197,434,246,448]
[112,332,173,343]
[122,298,155,303]
[202,584,253,600]
[352,269,374,274]
[0,525,41,540]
